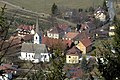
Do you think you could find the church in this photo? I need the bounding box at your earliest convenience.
[19,18,50,63]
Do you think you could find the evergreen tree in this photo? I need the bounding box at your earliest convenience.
[27,49,66,80]
[103,0,108,11]
[96,17,120,80]
[81,56,88,73]
[51,3,58,15]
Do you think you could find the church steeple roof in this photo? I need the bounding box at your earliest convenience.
[36,18,39,34]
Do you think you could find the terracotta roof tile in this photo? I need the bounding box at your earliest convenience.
[63,32,79,40]
[58,24,69,31]
[66,46,82,56]
[80,38,92,47]
[64,66,84,79]
[42,36,72,48]
[18,25,35,31]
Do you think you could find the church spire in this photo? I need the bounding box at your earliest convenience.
[36,18,39,34]
[34,17,42,44]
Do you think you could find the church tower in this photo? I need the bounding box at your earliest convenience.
[34,18,42,44]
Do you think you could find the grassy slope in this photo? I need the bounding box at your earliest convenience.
[4,0,103,14]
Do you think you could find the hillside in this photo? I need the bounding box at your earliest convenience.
[4,0,104,14]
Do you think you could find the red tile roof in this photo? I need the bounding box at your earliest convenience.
[22,34,33,41]
[63,32,79,40]
[64,66,84,79]
[0,64,17,73]
[66,46,82,56]
[0,36,22,54]
[80,38,92,47]
[42,36,72,49]
[58,24,69,31]
[48,26,64,34]
[18,25,35,31]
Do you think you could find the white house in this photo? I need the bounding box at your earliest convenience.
[0,73,12,80]
[94,7,106,22]
[0,64,18,80]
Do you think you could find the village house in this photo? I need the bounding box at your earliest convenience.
[17,24,35,37]
[76,38,92,54]
[19,18,50,63]
[94,7,106,22]
[47,24,71,39]
[63,31,90,44]
[109,25,115,36]
[66,46,82,64]
[62,32,79,41]
[64,66,83,79]
[0,63,18,80]
[42,35,72,51]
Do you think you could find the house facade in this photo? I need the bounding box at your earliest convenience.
[109,25,115,36]
[17,25,35,37]
[76,38,92,54]
[66,46,82,64]
[94,7,106,22]
[47,24,71,39]
[0,64,18,80]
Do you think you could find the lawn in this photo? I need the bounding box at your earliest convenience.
[4,0,104,14]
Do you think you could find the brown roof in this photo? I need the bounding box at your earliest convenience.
[0,36,22,54]
[22,34,33,41]
[48,26,64,34]
[64,66,83,79]
[75,31,90,41]
[63,32,79,40]
[80,38,92,47]
[66,46,82,56]
[18,25,34,31]
[58,24,69,31]
[0,64,17,73]
[42,36,72,49]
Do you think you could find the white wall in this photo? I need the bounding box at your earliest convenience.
[20,52,35,61]
[34,33,40,44]
[47,32,59,39]
[40,53,50,62]
[0,73,12,80]
[20,52,51,63]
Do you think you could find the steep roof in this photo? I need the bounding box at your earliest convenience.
[58,24,69,31]
[64,66,83,79]
[63,32,79,40]
[42,36,72,49]
[66,46,82,56]
[80,38,92,47]
[35,18,40,34]
[21,43,48,53]
[75,31,90,41]
[18,25,34,31]
[48,26,64,34]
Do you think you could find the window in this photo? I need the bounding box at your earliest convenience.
[69,60,70,62]
[69,56,71,58]
[36,37,37,39]
[26,53,27,57]
[44,55,46,58]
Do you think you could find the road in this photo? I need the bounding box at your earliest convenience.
[0,0,76,27]
[107,0,115,21]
